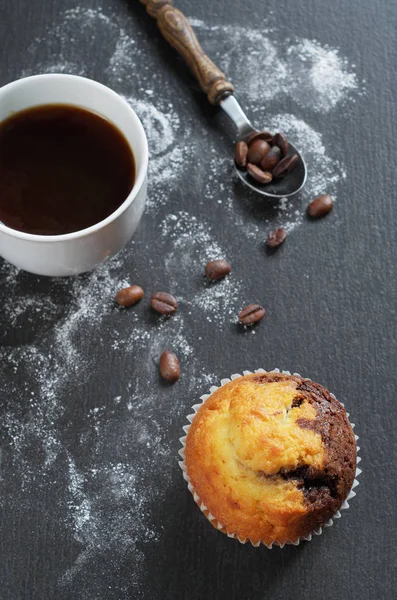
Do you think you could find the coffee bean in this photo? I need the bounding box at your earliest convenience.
[307,194,334,218]
[159,350,180,382]
[205,259,231,281]
[234,141,248,169]
[246,131,273,145]
[260,146,281,171]
[272,132,289,156]
[115,285,144,307]
[272,153,299,179]
[246,163,273,184]
[150,292,178,315]
[247,139,271,165]
[239,304,265,325]
[266,227,287,248]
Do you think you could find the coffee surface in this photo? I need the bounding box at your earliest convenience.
[0,104,135,235]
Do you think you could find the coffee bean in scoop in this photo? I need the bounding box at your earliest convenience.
[235,130,298,184]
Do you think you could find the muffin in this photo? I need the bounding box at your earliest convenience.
[182,370,357,546]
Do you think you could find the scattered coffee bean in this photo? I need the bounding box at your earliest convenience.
[205,259,231,281]
[260,146,281,171]
[234,140,248,169]
[266,227,287,248]
[246,131,273,145]
[239,304,265,325]
[115,285,144,307]
[247,163,273,184]
[150,292,178,315]
[247,139,271,165]
[272,132,289,156]
[159,350,180,382]
[307,194,334,218]
[272,153,299,179]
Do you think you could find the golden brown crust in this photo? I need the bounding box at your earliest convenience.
[185,372,356,545]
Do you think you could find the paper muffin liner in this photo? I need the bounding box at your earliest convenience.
[178,368,361,549]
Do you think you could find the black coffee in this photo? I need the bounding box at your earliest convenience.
[0,104,135,235]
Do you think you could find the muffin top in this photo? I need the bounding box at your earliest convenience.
[185,372,357,545]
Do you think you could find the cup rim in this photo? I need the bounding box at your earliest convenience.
[0,74,149,243]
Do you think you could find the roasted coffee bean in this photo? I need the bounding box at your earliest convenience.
[260,146,281,171]
[272,132,289,156]
[247,139,271,165]
[266,227,287,248]
[234,140,248,169]
[115,285,144,307]
[239,304,265,325]
[159,350,180,382]
[246,163,273,184]
[150,292,178,315]
[307,194,334,218]
[246,130,273,145]
[272,153,299,179]
[205,259,231,281]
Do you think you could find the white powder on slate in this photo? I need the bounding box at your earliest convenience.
[0,6,363,595]
[286,39,360,112]
[4,294,58,327]
[0,245,233,591]
[122,96,187,193]
[63,453,156,588]
[190,18,360,112]
[160,212,245,324]
[270,114,345,193]
[264,113,345,232]
[0,258,126,468]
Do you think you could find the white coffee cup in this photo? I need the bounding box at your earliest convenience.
[0,74,148,276]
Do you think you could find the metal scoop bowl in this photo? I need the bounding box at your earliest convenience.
[140,0,307,198]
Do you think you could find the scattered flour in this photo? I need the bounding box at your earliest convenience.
[62,456,151,592]
[190,19,360,112]
[286,39,360,112]
[0,224,244,592]
[262,113,345,232]
[160,212,245,324]
[122,96,187,192]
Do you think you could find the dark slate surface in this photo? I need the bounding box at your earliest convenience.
[0,0,396,598]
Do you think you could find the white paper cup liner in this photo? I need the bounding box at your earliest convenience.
[178,368,361,549]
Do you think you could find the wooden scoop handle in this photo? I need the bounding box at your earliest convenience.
[139,0,234,105]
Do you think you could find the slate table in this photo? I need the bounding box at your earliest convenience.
[0,0,396,598]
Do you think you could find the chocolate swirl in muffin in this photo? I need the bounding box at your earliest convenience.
[185,372,356,545]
